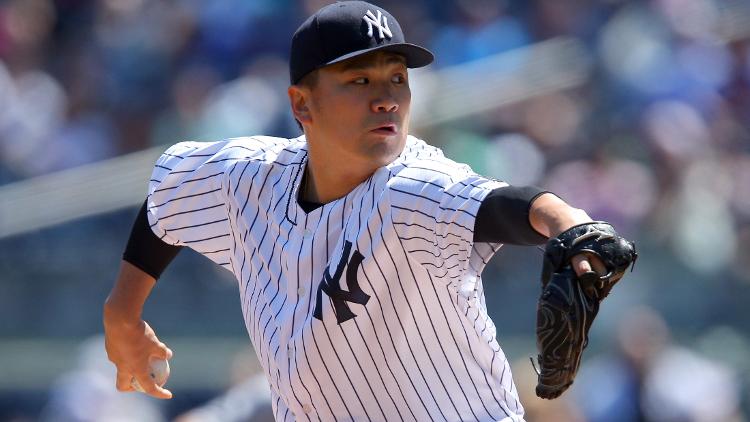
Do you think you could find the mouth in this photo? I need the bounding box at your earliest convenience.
[370,123,398,136]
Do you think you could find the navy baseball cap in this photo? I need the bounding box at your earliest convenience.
[289,1,434,84]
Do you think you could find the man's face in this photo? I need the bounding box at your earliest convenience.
[297,51,411,169]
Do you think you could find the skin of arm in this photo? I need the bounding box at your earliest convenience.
[103,260,174,399]
[528,193,607,276]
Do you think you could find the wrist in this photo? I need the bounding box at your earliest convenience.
[103,298,143,329]
[529,193,592,238]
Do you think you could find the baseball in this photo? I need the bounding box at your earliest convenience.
[131,358,170,393]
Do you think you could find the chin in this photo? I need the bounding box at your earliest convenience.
[365,134,405,166]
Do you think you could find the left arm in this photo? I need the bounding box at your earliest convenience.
[474,188,605,276]
[474,187,637,400]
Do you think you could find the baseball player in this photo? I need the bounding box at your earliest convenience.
[103,2,625,421]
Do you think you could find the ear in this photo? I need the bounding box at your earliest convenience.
[288,85,313,126]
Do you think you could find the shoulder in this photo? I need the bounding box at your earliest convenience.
[387,135,476,188]
[221,136,303,167]
[160,136,302,169]
[200,136,299,162]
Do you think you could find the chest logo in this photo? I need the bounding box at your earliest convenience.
[363,9,392,41]
[313,240,371,324]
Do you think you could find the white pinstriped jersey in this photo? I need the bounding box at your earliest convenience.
[147,135,525,422]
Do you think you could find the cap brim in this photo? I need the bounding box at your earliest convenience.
[325,43,434,69]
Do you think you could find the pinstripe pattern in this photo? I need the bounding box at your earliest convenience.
[146,135,525,421]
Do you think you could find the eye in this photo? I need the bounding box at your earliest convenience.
[352,77,369,85]
[392,74,406,84]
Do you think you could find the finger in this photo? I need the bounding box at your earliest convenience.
[116,369,135,392]
[572,252,607,276]
[153,384,173,399]
[133,373,173,399]
[589,255,607,275]
[571,254,593,277]
[153,342,173,360]
[144,383,173,399]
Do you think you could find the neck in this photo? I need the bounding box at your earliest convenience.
[302,142,378,205]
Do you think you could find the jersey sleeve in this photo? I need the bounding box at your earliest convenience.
[388,159,507,280]
[146,140,236,268]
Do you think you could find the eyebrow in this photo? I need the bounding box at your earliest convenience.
[338,54,407,72]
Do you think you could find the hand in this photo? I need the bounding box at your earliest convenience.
[103,317,173,399]
[534,221,637,398]
[103,261,172,398]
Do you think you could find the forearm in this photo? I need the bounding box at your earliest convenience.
[103,260,157,326]
[528,193,593,238]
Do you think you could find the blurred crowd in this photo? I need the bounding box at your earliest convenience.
[1,0,750,420]
[1,0,749,279]
[34,306,747,422]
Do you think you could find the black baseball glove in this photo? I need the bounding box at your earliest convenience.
[533,221,637,399]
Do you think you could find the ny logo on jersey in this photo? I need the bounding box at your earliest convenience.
[363,9,392,40]
[313,240,371,324]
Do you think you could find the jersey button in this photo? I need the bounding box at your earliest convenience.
[303,229,312,237]
[297,286,306,296]
[302,403,313,414]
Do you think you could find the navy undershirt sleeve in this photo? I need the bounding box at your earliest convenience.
[473,186,550,245]
[122,200,183,280]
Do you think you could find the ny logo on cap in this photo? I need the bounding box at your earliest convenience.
[363,9,392,40]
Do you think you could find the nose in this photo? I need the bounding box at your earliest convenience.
[371,93,398,113]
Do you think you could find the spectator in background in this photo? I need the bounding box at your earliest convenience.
[149,64,222,147]
[0,0,119,179]
[527,0,610,42]
[0,0,68,179]
[195,56,288,140]
[512,356,586,422]
[39,335,165,422]
[173,373,273,422]
[572,306,743,422]
[429,0,530,67]
[0,0,749,419]
[92,0,193,153]
[173,348,273,422]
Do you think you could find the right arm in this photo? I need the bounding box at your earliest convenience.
[103,200,182,399]
[104,138,256,397]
